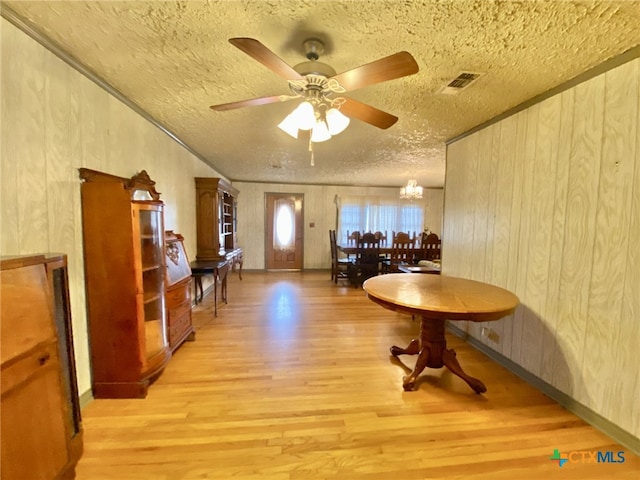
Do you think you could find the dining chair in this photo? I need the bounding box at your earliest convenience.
[382,232,416,273]
[345,230,359,246]
[373,231,388,246]
[418,232,441,261]
[329,229,351,284]
[347,232,381,287]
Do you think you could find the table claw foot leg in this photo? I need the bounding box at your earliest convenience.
[390,339,420,357]
[402,345,432,391]
[442,348,487,394]
[402,375,416,391]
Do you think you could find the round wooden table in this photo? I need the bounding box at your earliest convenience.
[363,274,519,393]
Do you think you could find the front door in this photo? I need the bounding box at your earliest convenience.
[265,193,303,270]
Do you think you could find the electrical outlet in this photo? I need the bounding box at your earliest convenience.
[481,326,500,343]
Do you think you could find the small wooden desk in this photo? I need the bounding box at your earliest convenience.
[363,274,519,393]
[190,259,230,316]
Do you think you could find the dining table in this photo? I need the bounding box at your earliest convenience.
[338,244,394,256]
[362,274,519,393]
[397,262,440,274]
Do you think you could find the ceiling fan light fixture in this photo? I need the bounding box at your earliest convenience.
[325,108,350,135]
[292,101,316,130]
[400,179,423,199]
[277,113,299,138]
[310,119,331,143]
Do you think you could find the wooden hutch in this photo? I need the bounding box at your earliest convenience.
[1,254,83,479]
[78,168,171,398]
[194,177,243,276]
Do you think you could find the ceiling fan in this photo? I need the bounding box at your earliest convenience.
[209,37,419,131]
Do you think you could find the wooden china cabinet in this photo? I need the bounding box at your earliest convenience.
[1,254,83,480]
[194,177,243,276]
[78,168,170,398]
[164,231,195,352]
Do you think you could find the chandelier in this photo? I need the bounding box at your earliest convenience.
[400,179,423,200]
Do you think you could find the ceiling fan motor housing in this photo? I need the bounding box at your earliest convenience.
[293,38,336,77]
[303,38,324,60]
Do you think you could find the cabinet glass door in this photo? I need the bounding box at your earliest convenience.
[135,204,167,361]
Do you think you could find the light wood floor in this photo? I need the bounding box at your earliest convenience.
[75,271,639,479]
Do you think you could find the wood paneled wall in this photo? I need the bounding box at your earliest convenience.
[233,182,444,270]
[0,19,221,396]
[444,57,639,438]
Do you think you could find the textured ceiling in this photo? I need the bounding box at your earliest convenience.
[3,1,640,188]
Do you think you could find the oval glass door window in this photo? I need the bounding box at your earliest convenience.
[274,200,295,250]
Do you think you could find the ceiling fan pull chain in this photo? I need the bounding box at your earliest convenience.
[309,140,315,166]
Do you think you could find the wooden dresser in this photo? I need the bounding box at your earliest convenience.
[164,231,195,352]
[1,254,83,479]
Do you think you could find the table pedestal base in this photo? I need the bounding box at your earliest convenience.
[390,318,487,394]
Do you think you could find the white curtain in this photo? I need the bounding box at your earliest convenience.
[336,195,424,244]
[273,198,296,251]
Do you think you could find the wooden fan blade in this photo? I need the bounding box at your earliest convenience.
[210,95,297,111]
[331,51,418,92]
[340,98,398,129]
[229,38,304,81]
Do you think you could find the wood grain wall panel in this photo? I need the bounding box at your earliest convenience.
[78,74,109,171]
[460,134,480,283]
[614,62,640,437]
[424,188,444,235]
[558,76,605,400]
[445,137,478,333]
[16,27,48,253]
[509,109,534,364]
[446,56,639,436]
[484,122,501,282]
[442,142,461,274]
[0,23,20,254]
[444,134,477,285]
[441,144,455,273]
[444,141,462,275]
[442,139,465,329]
[481,123,504,347]
[500,111,528,359]
[491,116,518,357]
[471,127,492,281]
[542,90,574,385]
[518,104,542,369]
[468,129,493,340]
[592,60,638,432]
[520,98,561,377]
[44,53,77,254]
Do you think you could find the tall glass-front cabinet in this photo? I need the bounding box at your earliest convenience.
[78,168,170,398]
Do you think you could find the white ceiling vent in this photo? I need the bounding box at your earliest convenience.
[439,72,483,95]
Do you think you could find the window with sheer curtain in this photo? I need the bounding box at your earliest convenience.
[336,195,424,244]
